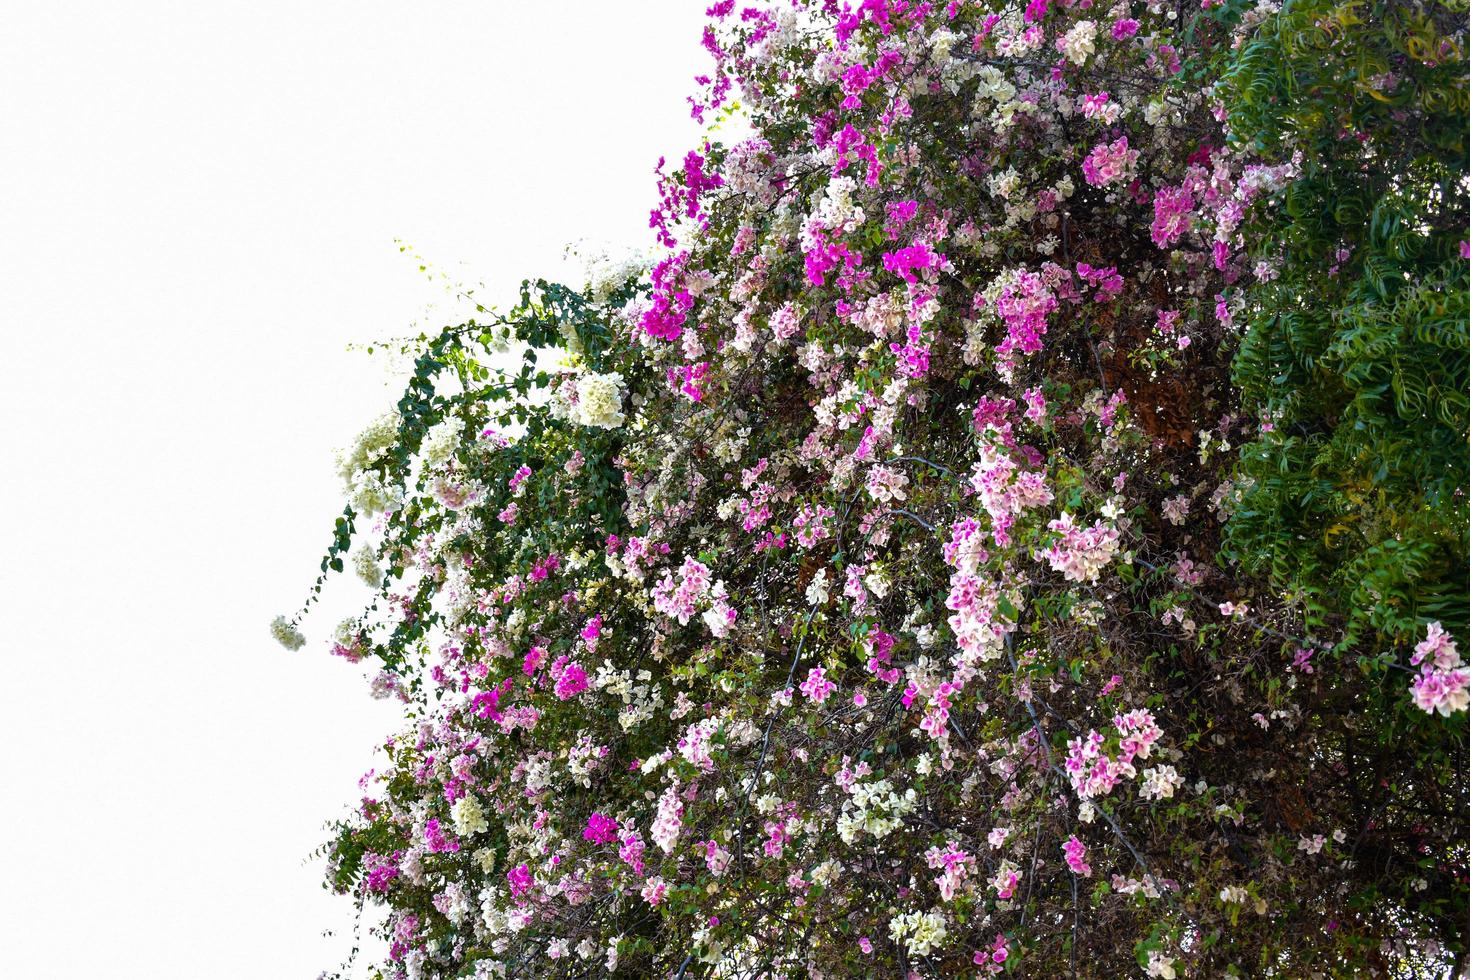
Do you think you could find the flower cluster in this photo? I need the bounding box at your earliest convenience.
[281,0,1470,976]
[1408,622,1468,717]
[550,369,627,429]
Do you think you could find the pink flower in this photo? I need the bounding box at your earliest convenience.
[1022,386,1048,423]
[639,253,691,340]
[1151,185,1195,247]
[1082,137,1138,187]
[1411,668,1470,716]
[362,851,400,893]
[522,645,545,676]
[1162,494,1190,525]
[1412,621,1460,670]
[865,464,910,503]
[651,783,685,853]
[652,555,713,625]
[702,839,731,876]
[1080,91,1111,118]
[991,269,1059,357]
[640,876,669,907]
[1043,512,1121,583]
[1063,835,1093,876]
[770,301,802,342]
[618,833,646,875]
[1408,622,1469,716]
[800,666,837,703]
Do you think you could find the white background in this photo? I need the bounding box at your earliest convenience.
[0,3,704,976]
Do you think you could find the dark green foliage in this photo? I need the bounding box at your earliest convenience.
[1223,0,1470,648]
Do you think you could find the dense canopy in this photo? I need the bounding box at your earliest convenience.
[278,1,1470,976]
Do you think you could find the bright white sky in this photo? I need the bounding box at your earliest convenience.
[0,3,705,976]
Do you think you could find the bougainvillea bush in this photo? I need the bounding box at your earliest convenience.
[278,1,1470,976]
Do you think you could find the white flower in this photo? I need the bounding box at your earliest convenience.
[1220,885,1248,904]
[806,569,830,607]
[864,565,891,599]
[930,28,957,62]
[349,470,404,516]
[333,618,359,647]
[577,371,626,428]
[888,908,948,957]
[1145,951,1177,978]
[451,794,488,837]
[987,167,1022,200]
[353,547,383,586]
[334,413,406,515]
[606,936,621,972]
[270,615,305,651]
[1140,765,1183,801]
[335,412,400,483]
[555,370,628,429]
[701,605,730,638]
[420,414,465,468]
[1060,20,1097,66]
[584,248,647,303]
[369,671,400,700]
[811,860,842,886]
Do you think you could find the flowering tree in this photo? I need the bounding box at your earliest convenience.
[277,1,1470,977]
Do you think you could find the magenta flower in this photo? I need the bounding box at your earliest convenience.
[505,863,533,898]
[583,813,619,846]
[553,661,588,700]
